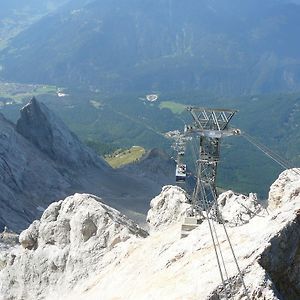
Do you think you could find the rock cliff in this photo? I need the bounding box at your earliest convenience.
[16,97,110,171]
[0,169,299,299]
[0,112,70,231]
[217,190,266,226]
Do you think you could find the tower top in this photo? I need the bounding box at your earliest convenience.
[186,107,240,137]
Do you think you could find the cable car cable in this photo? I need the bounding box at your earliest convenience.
[199,180,230,300]
[242,132,300,176]
[207,182,251,300]
[191,138,231,298]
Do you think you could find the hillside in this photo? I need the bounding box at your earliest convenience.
[1,89,299,198]
[1,0,300,96]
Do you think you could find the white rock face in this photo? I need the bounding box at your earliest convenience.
[0,193,147,300]
[0,232,19,272]
[19,220,40,250]
[217,190,265,226]
[146,185,192,231]
[1,171,300,300]
[62,198,300,300]
[268,168,300,210]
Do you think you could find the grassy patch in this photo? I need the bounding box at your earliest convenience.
[159,101,186,114]
[105,146,146,168]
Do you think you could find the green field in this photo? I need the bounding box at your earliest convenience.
[159,101,187,114]
[105,146,146,168]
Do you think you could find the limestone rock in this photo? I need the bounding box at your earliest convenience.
[0,231,19,271]
[268,168,300,210]
[61,196,300,300]
[0,193,147,300]
[146,185,192,232]
[0,112,70,232]
[217,190,265,226]
[19,220,40,250]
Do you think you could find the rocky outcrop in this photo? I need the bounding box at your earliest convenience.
[0,112,70,231]
[16,97,110,170]
[268,168,300,210]
[146,185,192,232]
[19,220,40,250]
[0,231,19,272]
[0,193,147,300]
[217,190,265,226]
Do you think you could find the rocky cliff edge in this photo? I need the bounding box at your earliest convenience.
[0,169,299,300]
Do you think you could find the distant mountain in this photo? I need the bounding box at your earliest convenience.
[0,0,70,49]
[1,0,300,96]
[0,98,177,232]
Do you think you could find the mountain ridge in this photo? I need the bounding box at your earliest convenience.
[1,0,300,96]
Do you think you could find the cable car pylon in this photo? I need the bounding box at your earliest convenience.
[180,107,240,236]
[179,107,251,299]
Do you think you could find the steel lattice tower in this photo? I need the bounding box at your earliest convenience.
[185,107,240,214]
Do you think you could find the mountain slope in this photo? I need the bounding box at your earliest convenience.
[1,0,300,96]
[0,112,70,231]
[0,98,177,232]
